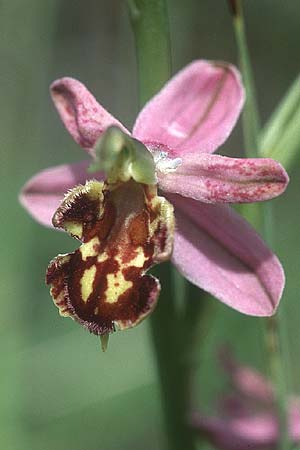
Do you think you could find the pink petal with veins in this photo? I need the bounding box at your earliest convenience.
[20,161,104,227]
[190,411,279,450]
[170,195,284,316]
[290,399,300,441]
[133,60,244,156]
[51,77,129,153]
[158,153,288,203]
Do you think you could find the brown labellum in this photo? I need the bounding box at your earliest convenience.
[46,179,174,336]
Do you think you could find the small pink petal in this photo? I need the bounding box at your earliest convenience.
[20,161,104,227]
[51,77,129,153]
[133,60,244,156]
[158,153,288,203]
[190,411,279,450]
[219,393,250,418]
[290,399,300,441]
[170,195,284,316]
[191,401,300,450]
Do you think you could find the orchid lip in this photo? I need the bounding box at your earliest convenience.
[46,179,175,336]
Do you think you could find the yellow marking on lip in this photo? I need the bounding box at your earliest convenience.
[80,237,100,261]
[97,252,108,263]
[115,247,147,268]
[81,265,97,303]
[105,272,132,304]
[126,249,147,268]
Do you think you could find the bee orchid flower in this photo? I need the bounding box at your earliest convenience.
[190,350,300,450]
[20,60,289,337]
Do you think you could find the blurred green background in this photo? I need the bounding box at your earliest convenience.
[1,1,299,449]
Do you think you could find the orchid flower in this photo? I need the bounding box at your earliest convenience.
[190,351,300,450]
[20,60,289,337]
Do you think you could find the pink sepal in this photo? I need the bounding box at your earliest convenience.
[20,161,104,227]
[170,195,284,316]
[133,60,244,156]
[51,77,129,153]
[158,153,288,203]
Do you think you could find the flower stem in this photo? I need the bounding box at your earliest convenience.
[229,1,291,449]
[150,266,198,450]
[128,0,171,106]
[128,1,196,449]
[263,204,292,450]
[229,0,260,157]
[230,0,265,230]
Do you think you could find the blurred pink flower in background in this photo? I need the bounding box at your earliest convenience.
[190,350,300,450]
[20,60,289,317]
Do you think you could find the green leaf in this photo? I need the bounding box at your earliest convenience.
[231,2,261,156]
[260,75,300,169]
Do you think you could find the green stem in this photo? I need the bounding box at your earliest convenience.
[150,265,197,450]
[229,2,290,449]
[230,0,260,156]
[231,1,263,229]
[128,1,196,449]
[263,204,291,450]
[128,0,171,106]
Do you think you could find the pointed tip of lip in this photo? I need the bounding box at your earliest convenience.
[100,334,109,352]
